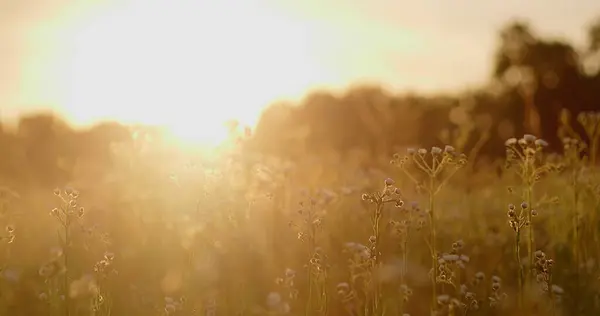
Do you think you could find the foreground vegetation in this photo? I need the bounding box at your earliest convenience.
[0,111,597,316]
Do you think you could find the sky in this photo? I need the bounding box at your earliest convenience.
[0,0,599,135]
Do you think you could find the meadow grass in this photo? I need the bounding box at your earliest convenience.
[1,113,600,315]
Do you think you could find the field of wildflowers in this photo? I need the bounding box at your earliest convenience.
[0,111,600,316]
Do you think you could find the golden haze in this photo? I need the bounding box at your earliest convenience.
[43,0,339,145]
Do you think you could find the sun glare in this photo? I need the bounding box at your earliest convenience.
[59,0,329,146]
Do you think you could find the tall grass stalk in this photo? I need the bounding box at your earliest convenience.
[362,179,404,315]
[505,134,559,308]
[392,145,466,314]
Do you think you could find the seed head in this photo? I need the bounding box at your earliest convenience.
[523,134,537,142]
[437,294,450,305]
[266,292,282,308]
[505,138,517,146]
[535,250,545,259]
[551,284,564,295]
[465,292,475,301]
[475,272,485,281]
[535,139,548,147]
[104,252,115,261]
[491,282,501,291]
[452,240,464,250]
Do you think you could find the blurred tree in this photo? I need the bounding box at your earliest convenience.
[584,17,600,76]
[16,114,75,187]
[252,102,306,158]
[493,20,585,149]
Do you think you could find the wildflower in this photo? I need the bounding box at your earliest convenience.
[104,252,115,261]
[523,134,537,142]
[453,240,464,250]
[475,272,485,281]
[395,200,404,208]
[38,263,56,278]
[442,254,459,262]
[431,146,442,155]
[407,148,416,155]
[492,282,501,291]
[165,303,177,314]
[2,268,20,283]
[465,292,475,301]
[50,208,59,217]
[280,302,291,313]
[384,178,395,186]
[38,292,48,301]
[437,294,450,305]
[551,284,564,295]
[266,292,282,308]
[535,139,549,147]
[284,268,295,279]
[505,138,517,146]
[336,282,350,295]
[344,242,357,249]
[535,250,545,259]
[444,145,455,153]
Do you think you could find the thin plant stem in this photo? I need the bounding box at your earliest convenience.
[429,177,438,314]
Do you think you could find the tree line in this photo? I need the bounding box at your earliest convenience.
[0,19,600,190]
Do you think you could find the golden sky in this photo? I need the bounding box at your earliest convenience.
[0,0,599,142]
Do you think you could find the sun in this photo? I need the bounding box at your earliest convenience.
[58,0,328,146]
